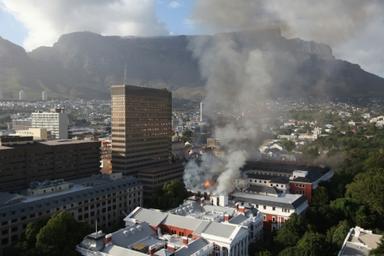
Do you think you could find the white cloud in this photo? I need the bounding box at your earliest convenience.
[168,1,181,9]
[2,0,167,50]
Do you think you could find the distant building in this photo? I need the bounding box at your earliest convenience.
[41,90,48,101]
[31,107,69,139]
[13,127,48,140]
[11,118,32,130]
[0,136,100,192]
[338,226,383,256]
[200,101,204,122]
[18,90,25,101]
[0,174,142,250]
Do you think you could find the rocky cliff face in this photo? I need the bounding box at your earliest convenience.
[0,30,383,100]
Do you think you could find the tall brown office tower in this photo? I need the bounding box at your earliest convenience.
[111,84,172,175]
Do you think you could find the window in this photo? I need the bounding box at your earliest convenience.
[272,207,276,211]
[263,205,266,210]
[272,217,276,223]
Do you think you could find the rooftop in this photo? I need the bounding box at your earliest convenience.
[339,226,383,256]
[231,191,307,209]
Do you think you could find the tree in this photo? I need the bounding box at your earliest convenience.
[297,231,330,256]
[346,168,384,215]
[278,246,304,256]
[152,180,189,210]
[275,214,306,248]
[14,218,49,256]
[311,186,329,206]
[35,211,91,256]
[257,250,272,256]
[329,220,350,247]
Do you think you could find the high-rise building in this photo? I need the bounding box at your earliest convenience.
[200,101,204,122]
[32,107,69,139]
[111,85,172,175]
[111,85,183,202]
[18,90,25,101]
[42,90,48,101]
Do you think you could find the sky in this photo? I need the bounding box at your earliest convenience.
[0,0,383,78]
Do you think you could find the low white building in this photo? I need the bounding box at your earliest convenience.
[338,226,382,256]
[77,200,262,256]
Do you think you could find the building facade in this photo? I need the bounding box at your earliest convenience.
[0,174,142,251]
[32,108,69,139]
[111,85,172,175]
[0,136,100,192]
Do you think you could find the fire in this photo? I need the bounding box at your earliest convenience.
[203,179,215,189]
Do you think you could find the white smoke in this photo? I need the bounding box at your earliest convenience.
[184,0,384,194]
[2,0,167,50]
[184,34,273,194]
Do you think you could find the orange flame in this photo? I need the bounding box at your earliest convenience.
[203,179,214,189]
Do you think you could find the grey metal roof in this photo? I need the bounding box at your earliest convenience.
[163,214,205,231]
[201,222,237,238]
[228,214,248,225]
[246,185,281,195]
[175,238,210,256]
[131,208,168,227]
[110,223,155,248]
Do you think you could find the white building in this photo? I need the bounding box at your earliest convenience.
[31,108,69,139]
[42,90,48,101]
[338,226,383,256]
[77,199,260,256]
[18,90,25,101]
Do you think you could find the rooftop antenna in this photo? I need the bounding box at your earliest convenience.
[123,64,127,85]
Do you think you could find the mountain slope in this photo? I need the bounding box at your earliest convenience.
[0,30,383,100]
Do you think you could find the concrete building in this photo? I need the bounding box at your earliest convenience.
[0,174,142,251]
[0,136,100,192]
[32,107,69,139]
[111,85,172,174]
[13,127,48,140]
[77,203,253,256]
[338,226,383,256]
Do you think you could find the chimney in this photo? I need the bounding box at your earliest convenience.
[104,233,112,244]
[148,245,156,255]
[182,236,188,245]
[224,214,230,222]
[238,205,245,214]
[167,243,176,253]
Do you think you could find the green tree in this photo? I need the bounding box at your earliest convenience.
[14,218,49,256]
[346,168,384,215]
[257,250,272,256]
[278,246,304,256]
[275,214,306,248]
[297,231,330,256]
[152,180,189,210]
[36,211,90,256]
[329,220,350,247]
[311,186,329,206]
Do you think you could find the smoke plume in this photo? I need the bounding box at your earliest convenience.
[184,0,384,194]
